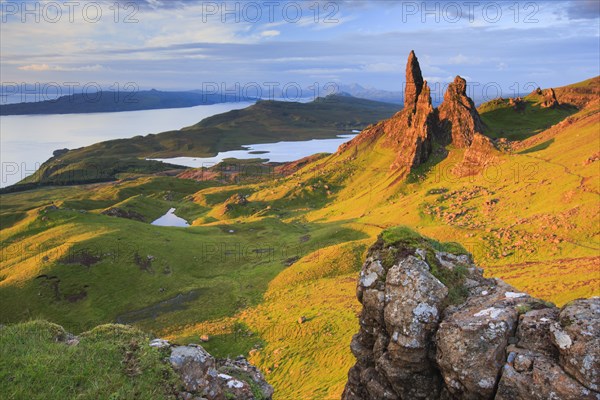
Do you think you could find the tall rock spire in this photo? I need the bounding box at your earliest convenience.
[437,75,485,148]
[404,50,425,111]
[387,51,435,172]
[436,76,497,175]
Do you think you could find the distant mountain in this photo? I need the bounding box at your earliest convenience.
[336,83,404,105]
[0,89,251,116]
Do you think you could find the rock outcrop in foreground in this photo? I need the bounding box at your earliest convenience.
[342,229,599,400]
[150,339,273,400]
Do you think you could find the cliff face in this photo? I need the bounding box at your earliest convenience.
[342,231,599,400]
[389,80,436,172]
[552,76,600,109]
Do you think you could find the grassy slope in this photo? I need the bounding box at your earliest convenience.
[478,93,577,140]
[478,76,599,140]
[160,105,598,398]
[0,321,179,399]
[0,176,366,334]
[1,79,599,399]
[184,99,598,399]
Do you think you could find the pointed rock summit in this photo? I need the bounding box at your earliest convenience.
[388,52,436,172]
[404,50,425,112]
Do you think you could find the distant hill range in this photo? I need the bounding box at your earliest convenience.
[0,89,252,116]
[2,77,575,116]
[3,94,399,191]
[336,83,404,105]
[0,84,405,116]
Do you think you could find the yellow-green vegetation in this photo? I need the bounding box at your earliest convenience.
[162,241,367,398]
[0,320,179,399]
[1,79,598,399]
[0,175,365,334]
[187,96,595,399]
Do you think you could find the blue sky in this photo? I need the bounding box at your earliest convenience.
[1,0,599,100]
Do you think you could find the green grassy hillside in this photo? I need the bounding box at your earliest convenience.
[1,79,598,399]
[0,176,365,333]
[0,321,179,399]
[478,76,598,140]
[478,95,577,140]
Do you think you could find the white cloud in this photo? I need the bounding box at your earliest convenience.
[448,54,483,65]
[260,30,281,37]
[362,63,401,72]
[18,64,105,72]
[17,64,52,72]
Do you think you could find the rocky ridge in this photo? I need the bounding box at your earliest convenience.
[340,51,496,177]
[551,76,600,109]
[342,230,600,399]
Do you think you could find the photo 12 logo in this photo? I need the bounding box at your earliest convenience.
[199,81,340,102]
[1,82,139,104]
[1,1,139,23]
[199,1,340,23]
[400,1,540,24]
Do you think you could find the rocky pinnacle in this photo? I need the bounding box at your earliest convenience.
[338,51,493,176]
[437,75,485,148]
[404,50,425,112]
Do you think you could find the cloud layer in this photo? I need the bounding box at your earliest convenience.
[1,0,598,94]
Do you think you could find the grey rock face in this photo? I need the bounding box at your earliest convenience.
[155,340,272,400]
[550,298,600,392]
[342,235,600,400]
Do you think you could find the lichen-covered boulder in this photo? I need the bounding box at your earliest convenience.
[166,342,273,400]
[496,347,598,400]
[379,256,448,398]
[342,229,600,400]
[550,298,600,392]
[170,345,224,399]
[436,283,525,399]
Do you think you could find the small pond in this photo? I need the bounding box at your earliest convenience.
[151,208,190,227]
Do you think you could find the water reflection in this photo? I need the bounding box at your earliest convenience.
[151,208,190,227]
